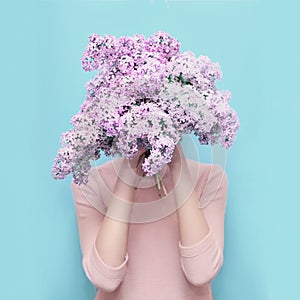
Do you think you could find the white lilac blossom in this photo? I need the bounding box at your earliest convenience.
[52,31,240,185]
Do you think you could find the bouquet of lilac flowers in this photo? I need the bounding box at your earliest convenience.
[52,31,240,186]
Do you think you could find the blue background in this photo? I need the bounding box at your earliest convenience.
[1,0,299,299]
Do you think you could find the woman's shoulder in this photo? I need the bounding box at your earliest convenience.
[187,159,226,177]
[185,159,227,208]
[93,158,119,177]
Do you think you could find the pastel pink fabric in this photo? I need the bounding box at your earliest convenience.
[71,158,228,300]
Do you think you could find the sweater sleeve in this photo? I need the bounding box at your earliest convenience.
[71,172,129,292]
[178,164,228,286]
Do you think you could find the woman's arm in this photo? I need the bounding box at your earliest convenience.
[168,144,228,286]
[94,167,136,268]
[71,156,142,292]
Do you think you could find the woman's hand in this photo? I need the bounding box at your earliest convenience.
[128,147,148,177]
[168,143,192,183]
[115,147,148,189]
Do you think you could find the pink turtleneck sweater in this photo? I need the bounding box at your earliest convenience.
[71,158,228,300]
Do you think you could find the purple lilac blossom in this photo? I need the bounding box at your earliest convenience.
[52,31,240,185]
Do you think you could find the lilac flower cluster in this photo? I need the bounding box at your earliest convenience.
[52,31,240,185]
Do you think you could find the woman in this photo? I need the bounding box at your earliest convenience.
[71,143,228,300]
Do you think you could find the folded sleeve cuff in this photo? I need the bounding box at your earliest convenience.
[90,240,129,279]
[178,227,215,257]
